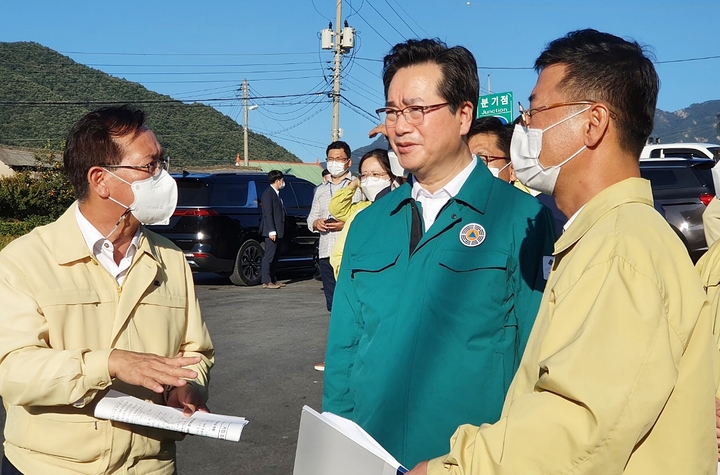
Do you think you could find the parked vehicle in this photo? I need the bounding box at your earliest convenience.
[639,159,715,261]
[534,159,714,261]
[640,142,720,162]
[146,172,319,286]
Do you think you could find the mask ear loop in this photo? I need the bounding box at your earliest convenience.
[104,208,132,241]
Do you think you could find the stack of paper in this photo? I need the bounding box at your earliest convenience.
[293,405,407,475]
[94,390,249,442]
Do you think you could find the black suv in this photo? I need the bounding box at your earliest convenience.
[639,159,715,261]
[146,172,319,285]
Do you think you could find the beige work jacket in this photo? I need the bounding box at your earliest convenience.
[428,178,718,475]
[0,204,214,475]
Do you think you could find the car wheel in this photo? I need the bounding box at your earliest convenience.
[230,239,264,286]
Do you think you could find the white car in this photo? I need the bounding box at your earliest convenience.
[640,142,720,161]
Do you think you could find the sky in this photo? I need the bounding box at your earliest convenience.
[1,0,719,163]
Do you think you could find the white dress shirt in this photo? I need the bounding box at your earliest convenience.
[411,156,477,231]
[75,206,141,285]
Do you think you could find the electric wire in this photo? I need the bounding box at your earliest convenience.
[382,0,420,37]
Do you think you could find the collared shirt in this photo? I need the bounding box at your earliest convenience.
[269,185,282,238]
[411,156,477,230]
[75,206,140,286]
[307,172,361,258]
[562,205,585,232]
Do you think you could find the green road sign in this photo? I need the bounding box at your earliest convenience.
[477,91,514,124]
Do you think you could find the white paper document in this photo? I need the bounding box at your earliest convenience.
[293,405,407,475]
[94,390,248,442]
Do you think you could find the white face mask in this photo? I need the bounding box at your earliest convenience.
[326,161,348,178]
[488,161,511,179]
[279,180,286,190]
[510,106,590,195]
[360,177,391,201]
[105,168,178,225]
[387,151,406,178]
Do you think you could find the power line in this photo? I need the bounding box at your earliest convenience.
[364,0,407,40]
[345,3,394,47]
[61,50,319,57]
[386,0,430,37]
[0,92,333,107]
[382,0,419,38]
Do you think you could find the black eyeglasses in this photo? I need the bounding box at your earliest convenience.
[376,103,449,127]
[102,159,169,176]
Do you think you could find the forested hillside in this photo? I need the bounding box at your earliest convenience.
[652,99,720,144]
[0,42,300,166]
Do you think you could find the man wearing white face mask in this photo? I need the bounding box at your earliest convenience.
[307,141,362,314]
[0,106,214,475]
[408,29,717,475]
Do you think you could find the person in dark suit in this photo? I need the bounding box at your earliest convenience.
[260,170,286,289]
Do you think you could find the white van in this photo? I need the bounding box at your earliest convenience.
[640,142,720,161]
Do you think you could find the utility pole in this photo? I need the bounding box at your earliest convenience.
[331,0,342,142]
[321,2,354,143]
[243,79,249,167]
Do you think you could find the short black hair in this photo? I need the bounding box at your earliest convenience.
[267,170,284,184]
[534,29,659,158]
[358,149,395,180]
[468,117,513,159]
[321,169,330,177]
[326,141,351,159]
[382,38,479,118]
[63,105,147,201]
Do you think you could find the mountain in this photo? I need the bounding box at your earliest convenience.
[652,100,720,144]
[0,42,300,166]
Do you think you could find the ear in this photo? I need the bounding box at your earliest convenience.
[584,103,611,148]
[87,166,111,199]
[508,163,517,183]
[457,101,474,136]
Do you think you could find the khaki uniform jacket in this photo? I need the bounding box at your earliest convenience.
[328,186,372,278]
[0,204,214,475]
[696,237,720,379]
[703,196,720,248]
[428,178,718,475]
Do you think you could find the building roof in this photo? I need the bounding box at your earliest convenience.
[249,160,324,185]
[0,145,62,167]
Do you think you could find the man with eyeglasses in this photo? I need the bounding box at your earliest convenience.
[307,141,362,316]
[406,29,718,475]
[322,39,556,469]
[0,105,214,475]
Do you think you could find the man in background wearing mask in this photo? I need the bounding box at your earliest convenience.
[307,140,361,314]
[0,105,214,475]
[323,39,556,469]
[408,29,718,475]
[260,170,286,289]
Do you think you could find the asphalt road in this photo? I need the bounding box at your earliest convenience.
[0,271,329,474]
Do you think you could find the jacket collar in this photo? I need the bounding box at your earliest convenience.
[554,177,654,256]
[389,160,496,215]
[53,202,161,266]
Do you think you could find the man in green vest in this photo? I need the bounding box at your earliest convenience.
[322,38,557,469]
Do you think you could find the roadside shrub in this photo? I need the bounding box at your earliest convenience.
[0,144,74,220]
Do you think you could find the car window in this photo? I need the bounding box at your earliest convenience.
[279,186,299,209]
[640,169,679,188]
[177,180,210,206]
[210,182,249,207]
[661,148,709,159]
[290,181,316,209]
[709,147,720,162]
[649,149,661,158]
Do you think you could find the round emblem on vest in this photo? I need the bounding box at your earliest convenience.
[459,223,486,247]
